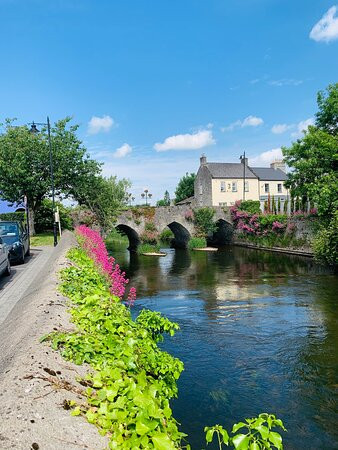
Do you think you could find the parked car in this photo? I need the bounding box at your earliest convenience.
[0,221,30,264]
[0,236,11,276]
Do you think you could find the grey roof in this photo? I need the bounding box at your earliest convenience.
[205,163,257,179]
[249,167,287,181]
[176,196,194,205]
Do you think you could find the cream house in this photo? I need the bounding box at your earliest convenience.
[194,155,288,207]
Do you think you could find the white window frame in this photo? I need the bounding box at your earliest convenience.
[277,183,282,193]
[219,202,227,206]
[244,181,249,192]
[232,181,237,192]
[264,183,269,193]
[220,181,226,192]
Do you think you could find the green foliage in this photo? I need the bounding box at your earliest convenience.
[316,83,338,135]
[0,211,25,222]
[140,230,159,245]
[237,232,307,250]
[205,413,286,449]
[160,228,175,243]
[47,247,185,448]
[174,173,196,204]
[34,198,72,233]
[193,207,217,237]
[145,222,157,232]
[313,210,338,267]
[188,237,207,250]
[257,214,287,229]
[137,243,161,254]
[157,190,171,207]
[238,201,261,215]
[105,229,129,249]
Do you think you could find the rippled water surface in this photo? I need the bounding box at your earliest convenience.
[110,242,338,450]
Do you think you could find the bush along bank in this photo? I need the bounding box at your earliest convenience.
[230,201,318,252]
[43,225,187,449]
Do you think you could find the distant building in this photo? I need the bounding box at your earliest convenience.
[194,155,288,207]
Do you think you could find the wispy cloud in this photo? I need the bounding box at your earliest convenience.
[271,123,293,134]
[87,115,115,135]
[249,148,283,166]
[291,118,315,137]
[269,79,303,87]
[310,6,338,42]
[221,115,264,132]
[154,129,215,152]
[114,143,132,158]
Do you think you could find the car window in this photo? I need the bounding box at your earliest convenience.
[0,223,19,237]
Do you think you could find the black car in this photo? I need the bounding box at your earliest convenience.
[0,221,30,264]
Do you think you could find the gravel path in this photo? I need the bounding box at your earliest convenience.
[0,231,108,450]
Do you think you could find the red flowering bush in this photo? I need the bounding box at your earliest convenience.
[75,225,136,306]
[184,209,194,222]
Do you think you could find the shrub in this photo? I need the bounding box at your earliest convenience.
[35,199,72,233]
[0,211,25,223]
[140,230,158,245]
[313,210,338,267]
[145,221,157,232]
[137,242,161,254]
[188,236,207,249]
[184,210,194,222]
[160,228,174,243]
[193,207,217,236]
[70,206,98,228]
[238,200,261,215]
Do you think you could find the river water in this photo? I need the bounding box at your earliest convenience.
[109,242,338,450]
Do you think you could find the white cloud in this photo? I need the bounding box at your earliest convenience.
[291,118,315,137]
[310,6,338,42]
[114,143,132,158]
[269,79,303,87]
[88,115,115,135]
[221,115,264,132]
[249,148,283,166]
[154,129,215,152]
[271,123,293,134]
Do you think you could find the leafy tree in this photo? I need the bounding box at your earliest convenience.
[282,83,338,265]
[174,172,196,203]
[156,190,170,206]
[193,207,217,237]
[34,198,72,233]
[0,117,100,234]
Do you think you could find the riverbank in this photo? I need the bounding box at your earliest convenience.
[233,240,314,257]
[0,231,109,450]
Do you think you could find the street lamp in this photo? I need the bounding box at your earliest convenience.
[29,117,57,247]
[141,189,152,206]
[240,150,246,201]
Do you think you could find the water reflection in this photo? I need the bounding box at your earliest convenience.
[110,242,338,450]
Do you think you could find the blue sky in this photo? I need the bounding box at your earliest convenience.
[0,0,337,202]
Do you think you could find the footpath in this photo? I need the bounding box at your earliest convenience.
[0,231,108,450]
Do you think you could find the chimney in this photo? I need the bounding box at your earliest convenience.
[200,154,207,165]
[240,155,248,166]
[270,160,286,172]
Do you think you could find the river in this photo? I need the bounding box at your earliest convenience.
[109,242,338,450]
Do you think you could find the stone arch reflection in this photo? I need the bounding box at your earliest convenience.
[167,221,191,248]
[115,224,140,252]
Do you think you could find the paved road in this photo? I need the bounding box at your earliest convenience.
[0,247,54,326]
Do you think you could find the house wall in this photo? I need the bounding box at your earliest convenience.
[258,180,288,200]
[194,166,213,207]
[211,178,259,206]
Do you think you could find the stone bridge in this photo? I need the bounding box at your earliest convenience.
[115,205,233,250]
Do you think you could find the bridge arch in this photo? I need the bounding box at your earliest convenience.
[167,221,191,249]
[208,219,233,246]
[115,224,140,252]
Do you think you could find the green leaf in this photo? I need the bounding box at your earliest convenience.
[255,425,269,440]
[232,434,250,450]
[205,429,215,443]
[232,422,247,433]
[250,442,261,450]
[70,406,81,416]
[136,420,151,436]
[152,433,176,450]
[268,431,283,449]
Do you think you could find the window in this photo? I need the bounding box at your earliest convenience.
[264,183,269,193]
[278,183,282,193]
[219,202,227,206]
[220,181,226,192]
[199,185,203,195]
[244,181,249,192]
[232,181,237,192]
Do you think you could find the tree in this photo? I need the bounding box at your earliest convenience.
[174,173,196,204]
[156,190,170,207]
[282,83,338,266]
[0,117,101,234]
[73,175,131,230]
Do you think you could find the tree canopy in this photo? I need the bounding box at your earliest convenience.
[174,173,196,204]
[157,190,170,207]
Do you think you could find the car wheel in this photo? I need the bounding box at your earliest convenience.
[19,248,25,264]
[4,258,11,276]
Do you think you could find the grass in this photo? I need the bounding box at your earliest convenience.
[105,229,129,250]
[137,242,161,254]
[30,232,55,246]
[188,236,207,250]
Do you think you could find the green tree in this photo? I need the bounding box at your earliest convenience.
[0,117,100,234]
[282,83,338,266]
[156,190,170,206]
[174,172,196,203]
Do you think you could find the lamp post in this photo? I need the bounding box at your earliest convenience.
[141,189,152,206]
[29,117,57,247]
[240,150,246,201]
